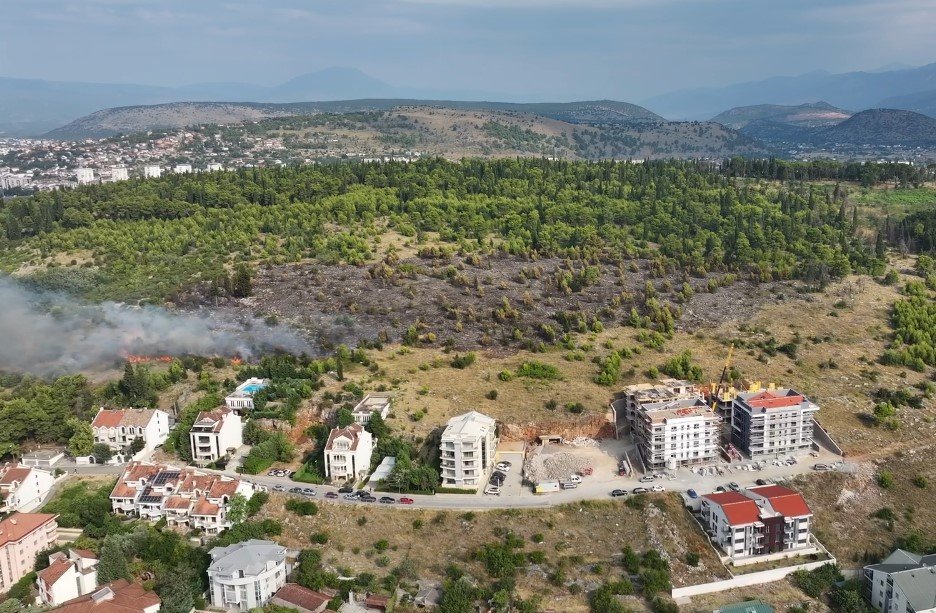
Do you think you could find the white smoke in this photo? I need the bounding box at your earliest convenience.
[0,276,315,375]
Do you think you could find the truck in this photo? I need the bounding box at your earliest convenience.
[559,474,583,489]
[534,481,561,494]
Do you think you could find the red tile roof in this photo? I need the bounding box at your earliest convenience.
[163,496,191,510]
[325,424,365,452]
[39,558,73,587]
[273,584,330,613]
[192,499,220,516]
[0,466,31,486]
[0,512,57,548]
[207,479,239,499]
[109,483,137,500]
[92,409,160,429]
[749,485,812,518]
[73,549,97,560]
[702,491,762,526]
[364,594,389,610]
[51,580,160,613]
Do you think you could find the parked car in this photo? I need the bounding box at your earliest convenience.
[651,485,665,492]
[484,485,501,496]
[813,463,832,471]
[715,486,727,493]
[632,487,649,495]
[755,478,769,486]
[728,482,741,492]
[610,489,628,497]
[338,485,355,494]
[399,497,414,504]
[273,485,286,492]
[495,462,512,472]
[379,496,396,504]
[288,487,303,494]
[639,475,655,483]
[267,470,278,477]
[324,491,338,499]
[686,489,698,499]
[301,488,316,496]
[360,495,377,503]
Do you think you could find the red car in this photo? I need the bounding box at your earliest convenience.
[324,492,338,499]
[398,497,414,505]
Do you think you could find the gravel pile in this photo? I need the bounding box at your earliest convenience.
[525,450,593,483]
[568,437,599,448]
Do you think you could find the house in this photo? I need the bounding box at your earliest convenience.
[351,393,392,425]
[731,388,819,458]
[615,379,703,435]
[363,594,389,612]
[271,583,333,613]
[49,580,161,613]
[225,378,268,412]
[323,424,374,482]
[91,409,170,453]
[0,463,56,512]
[439,411,497,489]
[109,462,254,534]
[700,485,813,561]
[188,407,242,464]
[863,549,936,613]
[632,397,719,472]
[0,513,59,592]
[37,549,99,606]
[207,540,289,611]
[21,449,65,468]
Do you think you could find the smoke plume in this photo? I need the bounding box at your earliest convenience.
[0,277,315,375]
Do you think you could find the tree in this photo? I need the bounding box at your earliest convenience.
[97,537,131,583]
[156,566,197,613]
[365,411,390,439]
[336,408,354,428]
[129,436,146,454]
[92,443,113,464]
[439,578,477,613]
[232,264,252,298]
[67,418,94,457]
[227,493,248,525]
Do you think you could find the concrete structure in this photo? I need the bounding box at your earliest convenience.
[323,424,374,482]
[439,411,497,489]
[225,378,268,412]
[0,463,56,512]
[22,450,65,468]
[173,164,192,174]
[110,167,129,182]
[351,393,392,425]
[863,549,936,613]
[616,379,703,435]
[37,549,99,606]
[206,163,224,172]
[189,407,242,464]
[633,397,719,472]
[369,456,396,483]
[270,584,333,613]
[49,580,160,613]
[0,513,59,593]
[731,388,819,458]
[91,408,170,453]
[1,173,30,190]
[109,462,254,534]
[75,168,95,185]
[207,540,288,611]
[700,485,813,561]
[142,165,161,179]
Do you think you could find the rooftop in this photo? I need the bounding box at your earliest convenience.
[702,491,762,526]
[91,409,162,429]
[0,512,57,548]
[51,580,160,613]
[273,584,331,612]
[747,484,812,517]
[351,393,393,415]
[208,539,286,577]
[324,424,367,452]
[736,388,818,411]
[442,411,496,439]
[866,549,936,612]
[640,398,715,424]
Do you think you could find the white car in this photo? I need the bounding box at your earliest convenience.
[495,462,511,472]
[651,485,665,493]
[484,485,501,496]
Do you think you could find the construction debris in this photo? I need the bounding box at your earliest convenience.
[524,445,594,483]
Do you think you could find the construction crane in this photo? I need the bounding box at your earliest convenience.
[710,343,734,413]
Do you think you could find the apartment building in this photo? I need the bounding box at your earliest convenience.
[91,408,170,452]
[351,393,392,426]
[109,462,254,534]
[75,168,95,185]
[225,378,268,413]
[37,549,99,606]
[173,164,192,174]
[616,379,703,433]
[49,580,161,613]
[700,485,813,561]
[0,463,56,513]
[323,424,374,482]
[633,397,719,472]
[207,540,289,611]
[189,408,242,464]
[0,513,59,592]
[142,165,162,179]
[439,411,497,489]
[731,388,819,458]
[863,549,936,613]
[110,167,129,182]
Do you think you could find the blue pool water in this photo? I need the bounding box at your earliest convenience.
[241,384,264,393]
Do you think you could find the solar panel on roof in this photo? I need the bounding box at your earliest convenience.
[152,470,181,485]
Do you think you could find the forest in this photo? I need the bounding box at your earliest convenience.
[0,158,890,303]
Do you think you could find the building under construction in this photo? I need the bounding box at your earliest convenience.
[633,397,720,472]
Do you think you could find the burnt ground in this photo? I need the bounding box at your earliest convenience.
[199,253,789,352]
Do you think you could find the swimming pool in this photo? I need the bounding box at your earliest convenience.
[241,384,265,394]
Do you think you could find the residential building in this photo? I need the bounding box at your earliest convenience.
[863,549,936,613]
[49,580,160,613]
[700,485,813,560]
[76,168,95,185]
[110,167,129,182]
[37,549,99,606]
[633,397,719,472]
[731,388,819,458]
[173,164,192,174]
[323,424,374,482]
[207,540,288,611]
[439,411,497,489]
[270,583,333,613]
[1,173,30,190]
[109,462,254,534]
[615,379,703,434]
[189,407,243,464]
[22,450,65,468]
[351,393,392,425]
[0,463,56,512]
[225,378,268,412]
[0,513,59,592]
[143,165,161,179]
[206,163,224,172]
[91,408,170,452]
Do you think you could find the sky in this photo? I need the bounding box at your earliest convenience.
[1,0,934,101]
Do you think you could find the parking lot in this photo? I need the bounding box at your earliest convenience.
[486,442,524,498]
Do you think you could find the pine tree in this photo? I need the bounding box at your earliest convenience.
[97,538,130,584]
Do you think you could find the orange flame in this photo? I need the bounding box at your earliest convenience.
[124,354,173,364]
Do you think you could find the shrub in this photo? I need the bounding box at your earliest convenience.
[310,532,329,544]
[450,353,477,369]
[912,475,927,488]
[374,539,390,552]
[685,552,700,566]
[872,507,895,521]
[532,533,545,544]
[285,499,319,516]
[877,471,895,489]
[486,389,498,400]
[516,361,563,380]
[412,519,423,530]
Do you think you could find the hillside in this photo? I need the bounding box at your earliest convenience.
[879,88,936,119]
[711,101,852,129]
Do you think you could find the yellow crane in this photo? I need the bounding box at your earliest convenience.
[710,343,734,412]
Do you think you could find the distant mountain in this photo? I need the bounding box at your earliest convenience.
[45,99,664,139]
[740,108,936,148]
[711,102,852,129]
[644,62,936,119]
[878,89,936,119]
[269,67,399,101]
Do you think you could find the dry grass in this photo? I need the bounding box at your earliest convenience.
[684,581,829,613]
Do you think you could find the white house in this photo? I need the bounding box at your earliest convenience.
[225,378,268,413]
[863,549,936,613]
[189,408,243,464]
[0,463,56,512]
[439,411,497,489]
[91,408,170,452]
[206,163,224,172]
[49,580,160,613]
[351,393,392,426]
[143,165,162,179]
[37,549,99,606]
[207,540,289,611]
[323,424,374,482]
[633,397,720,472]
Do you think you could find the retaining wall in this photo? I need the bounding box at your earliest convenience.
[672,558,836,598]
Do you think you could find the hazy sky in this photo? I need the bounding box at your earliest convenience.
[2,0,934,100]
